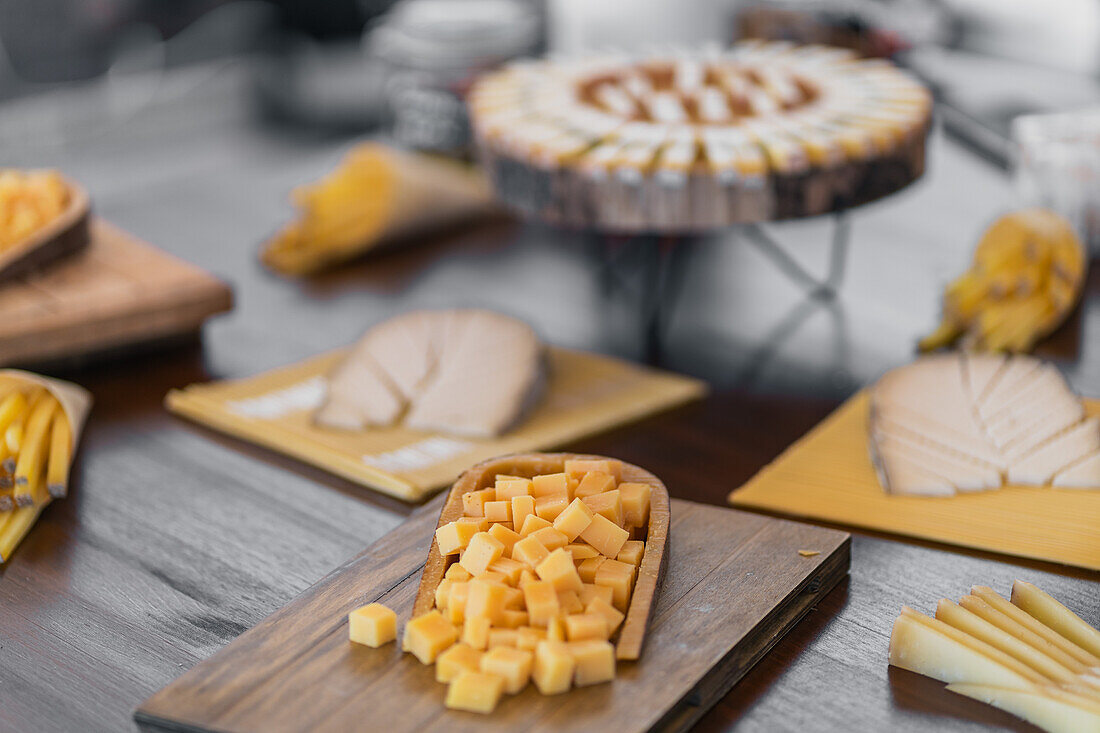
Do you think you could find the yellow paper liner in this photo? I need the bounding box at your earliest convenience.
[729,391,1100,571]
[166,347,706,502]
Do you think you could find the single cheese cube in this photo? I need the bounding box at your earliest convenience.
[467,578,509,625]
[519,514,552,536]
[547,615,568,642]
[474,571,508,586]
[619,482,651,527]
[402,610,457,664]
[586,596,625,634]
[532,472,570,497]
[553,498,594,541]
[483,500,512,523]
[582,490,624,527]
[518,569,538,588]
[557,590,584,614]
[523,580,561,627]
[511,495,536,532]
[495,477,532,500]
[533,641,575,695]
[348,603,397,647]
[565,613,610,641]
[488,629,520,648]
[595,559,636,612]
[565,459,623,481]
[512,535,551,567]
[500,609,529,629]
[445,563,472,582]
[577,557,606,584]
[445,670,504,714]
[579,583,614,608]
[458,516,490,532]
[488,556,526,584]
[480,646,534,694]
[462,488,496,517]
[617,540,645,566]
[534,494,569,522]
[536,548,584,593]
[436,643,483,683]
[516,626,547,651]
[566,543,599,561]
[459,532,505,576]
[435,578,454,610]
[446,582,469,624]
[487,522,521,556]
[436,520,480,555]
[569,640,616,686]
[502,587,525,610]
[463,614,491,650]
[530,526,569,552]
[579,514,629,559]
[574,471,616,498]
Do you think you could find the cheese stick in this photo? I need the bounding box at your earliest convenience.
[47,412,72,499]
[0,497,49,563]
[13,395,57,507]
[5,387,45,468]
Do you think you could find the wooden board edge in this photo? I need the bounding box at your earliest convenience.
[651,534,851,732]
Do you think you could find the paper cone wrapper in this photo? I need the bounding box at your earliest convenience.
[0,370,92,453]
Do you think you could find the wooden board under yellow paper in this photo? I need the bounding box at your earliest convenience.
[167,348,705,502]
[729,392,1100,571]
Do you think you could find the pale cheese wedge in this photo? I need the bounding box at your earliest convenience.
[970,587,1100,670]
[869,447,955,496]
[962,351,1006,403]
[1051,452,1100,489]
[1007,418,1100,486]
[1011,581,1100,660]
[946,684,1100,733]
[978,357,1044,413]
[873,439,999,493]
[316,349,404,428]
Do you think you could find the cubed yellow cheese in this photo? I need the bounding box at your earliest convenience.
[446,582,469,624]
[617,540,645,567]
[511,495,536,532]
[488,629,520,648]
[487,522,521,555]
[547,614,568,642]
[579,514,629,559]
[557,590,584,614]
[586,596,625,634]
[467,578,509,624]
[577,557,606,584]
[502,586,525,610]
[582,490,624,527]
[569,640,616,686]
[595,559,636,612]
[533,640,575,695]
[495,477,532,500]
[519,514,552,536]
[436,520,479,556]
[619,482,651,527]
[488,556,526,584]
[523,580,561,627]
[463,614,491,650]
[348,602,397,647]
[512,535,551,567]
[483,500,512,523]
[530,526,569,552]
[403,610,457,664]
[445,563,472,582]
[553,498,594,541]
[564,459,622,482]
[534,494,569,522]
[459,532,505,576]
[565,613,610,641]
[579,583,614,608]
[436,643,483,683]
[518,569,538,588]
[480,646,534,694]
[536,548,584,593]
[459,516,490,532]
[566,543,599,561]
[462,488,496,517]
[474,570,508,586]
[500,609,529,629]
[435,578,454,610]
[445,670,504,714]
[532,472,570,497]
[574,470,616,498]
[516,626,547,651]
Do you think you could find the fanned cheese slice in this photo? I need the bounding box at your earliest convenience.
[872,433,1000,492]
[1051,451,1100,489]
[316,349,404,429]
[946,684,1100,733]
[1007,418,1100,485]
[963,352,1006,403]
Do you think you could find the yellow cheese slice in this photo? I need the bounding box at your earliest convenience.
[1007,418,1100,486]
[970,587,1100,670]
[1051,452,1100,489]
[1011,581,1100,660]
[946,684,1100,733]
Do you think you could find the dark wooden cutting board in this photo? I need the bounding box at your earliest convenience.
[135,498,849,733]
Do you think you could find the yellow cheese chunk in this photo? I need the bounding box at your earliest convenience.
[582,491,624,529]
[480,646,534,694]
[488,629,520,648]
[516,626,548,651]
[446,582,469,624]
[484,500,512,523]
[511,495,536,532]
[502,586,524,610]
[547,615,568,642]
[616,540,645,567]
[594,559,636,612]
[569,640,616,686]
[487,522,521,556]
[512,535,551,567]
[565,459,623,482]
[462,488,496,517]
[495,477,532,500]
[536,548,584,593]
[436,520,479,555]
[459,532,505,576]
[436,642,483,683]
[565,613,610,641]
[579,583,614,609]
[553,498,595,541]
[579,513,629,559]
[500,609,529,629]
[586,596,625,634]
[463,614,491,650]
[519,514,552,536]
[557,590,584,615]
[348,603,397,647]
[523,580,560,627]
[530,526,569,552]
[488,556,526,584]
[518,569,538,588]
[535,494,569,522]
[532,472,570,497]
[575,471,615,498]
[577,557,606,584]
[445,563,472,582]
[467,578,509,624]
[619,482,651,527]
[435,579,454,610]
[533,640,575,695]
[445,670,504,714]
[403,610,457,664]
[565,543,599,561]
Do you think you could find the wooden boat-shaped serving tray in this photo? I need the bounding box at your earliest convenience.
[0,175,90,282]
[137,456,850,733]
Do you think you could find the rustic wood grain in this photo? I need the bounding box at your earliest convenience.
[411,452,670,660]
[0,176,90,283]
[135,497,848,733]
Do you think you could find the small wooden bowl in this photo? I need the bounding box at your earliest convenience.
[412,452,670,660]
[0,175,91,282]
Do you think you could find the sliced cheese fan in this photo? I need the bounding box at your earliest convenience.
[869,353,1100,495]
[316,309,546,438]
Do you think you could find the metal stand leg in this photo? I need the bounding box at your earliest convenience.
[741,210,852,299]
